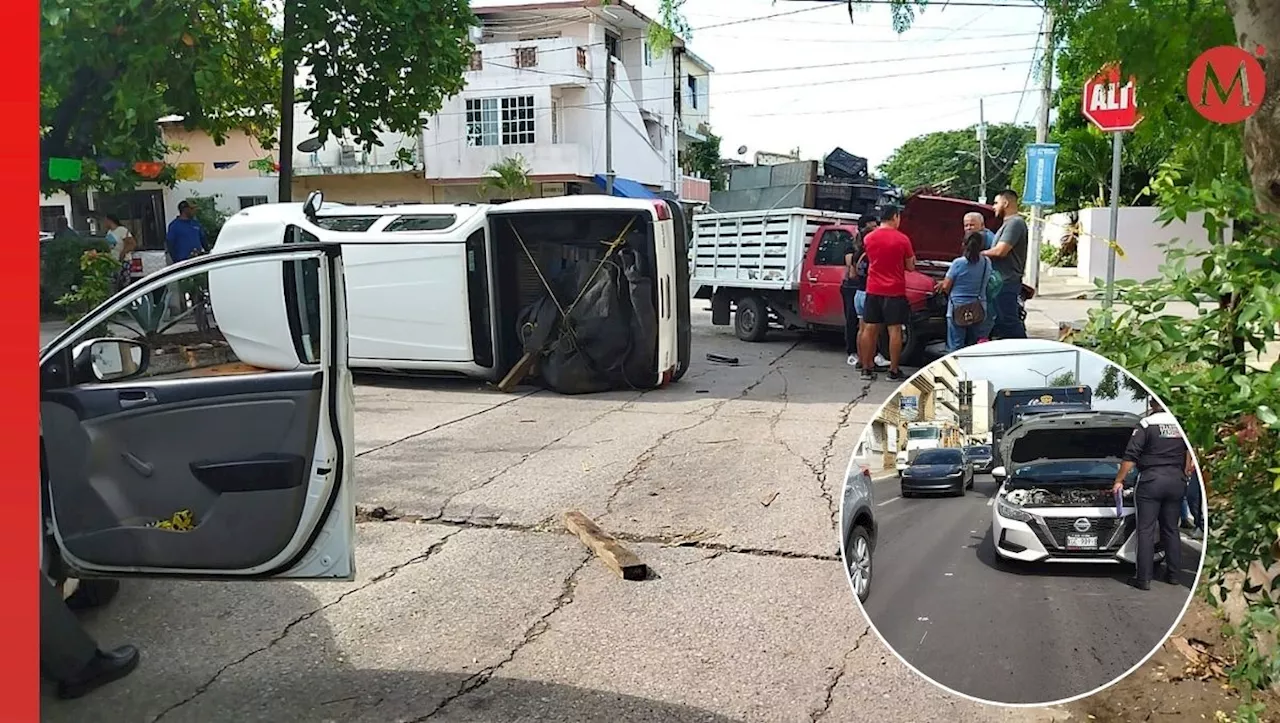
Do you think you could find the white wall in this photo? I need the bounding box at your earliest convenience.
[165,178,279,223]
[1076,206,1229,283]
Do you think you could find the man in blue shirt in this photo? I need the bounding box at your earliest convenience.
[166,200,207,262]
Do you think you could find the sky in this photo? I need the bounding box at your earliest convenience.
[632,0,1052,172]
[949,339,1147,413]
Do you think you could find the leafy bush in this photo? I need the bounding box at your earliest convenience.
[54,249,122,323]
[40,237,110,313]
[183,195,230,248]
[1076,163,1280,707]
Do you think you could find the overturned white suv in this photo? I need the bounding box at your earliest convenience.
[990,410,1157,566]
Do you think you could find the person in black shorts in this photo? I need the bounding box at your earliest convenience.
[856,205,916,382]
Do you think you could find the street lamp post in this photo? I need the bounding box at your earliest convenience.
[1028,366,1066,385]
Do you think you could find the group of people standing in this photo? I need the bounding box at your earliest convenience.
[839,189,1033,382]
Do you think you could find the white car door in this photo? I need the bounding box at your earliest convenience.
[38,242,355,581]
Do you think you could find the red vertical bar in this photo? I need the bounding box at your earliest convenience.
[3,0,40,716]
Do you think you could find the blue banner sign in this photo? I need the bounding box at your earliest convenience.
[1023,143,1061,206]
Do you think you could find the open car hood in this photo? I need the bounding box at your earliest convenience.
[1001,410,1140,467]
[900,194,999,263]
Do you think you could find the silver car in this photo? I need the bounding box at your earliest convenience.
[841,439,878,603]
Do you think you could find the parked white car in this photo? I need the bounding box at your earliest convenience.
[991,410,1150,566]
[841,438,878,603]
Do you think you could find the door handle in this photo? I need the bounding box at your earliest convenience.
[806,274,819,283]
[118,389,157,409]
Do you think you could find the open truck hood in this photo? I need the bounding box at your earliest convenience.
[899,194,999,263]
[1001,410,1140,468]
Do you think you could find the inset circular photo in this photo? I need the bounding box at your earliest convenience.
[839,339,1206,706]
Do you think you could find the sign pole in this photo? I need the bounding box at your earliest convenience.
[1103,130,1123,310]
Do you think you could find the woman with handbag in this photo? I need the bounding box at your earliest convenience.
[934,231,994,352]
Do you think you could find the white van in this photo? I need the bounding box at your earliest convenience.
[209,193,693,393]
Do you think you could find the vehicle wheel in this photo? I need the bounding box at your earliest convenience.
[64,578,120,611]
[845,525,873,603]
[734,296,770,342]
[877,323,925,367]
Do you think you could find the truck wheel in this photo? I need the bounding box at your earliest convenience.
[735,296,770,342]
[877,324,924,367]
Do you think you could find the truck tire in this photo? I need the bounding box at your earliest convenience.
[735,296,770,342]
[878,323,924,367]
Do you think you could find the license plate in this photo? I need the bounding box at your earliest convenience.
[1066,534,1098,549]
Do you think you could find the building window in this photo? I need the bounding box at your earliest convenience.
[514,46,538,69]
[643,41,653,66]
[687,74,698,109]
[465,96,535,146]
[238,195,268,209]
[576,46,587,69]
[469,51,483,71]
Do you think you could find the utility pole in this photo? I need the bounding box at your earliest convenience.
[1026,7,1055,291]
[977,98,988,205]
[604,53,616,196]
[277,0,296,203]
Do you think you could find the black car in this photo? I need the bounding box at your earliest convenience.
[900,447,974,497]
[965,444,994,473]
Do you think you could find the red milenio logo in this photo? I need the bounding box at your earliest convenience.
[1188,45,1267,124]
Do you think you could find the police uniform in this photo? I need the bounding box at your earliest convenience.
[1123,409,1188,584]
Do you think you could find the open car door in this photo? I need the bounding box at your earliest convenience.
[38,243,355,581]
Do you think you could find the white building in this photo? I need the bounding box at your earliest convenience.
[418,0,714,203]
[933,356,962,426]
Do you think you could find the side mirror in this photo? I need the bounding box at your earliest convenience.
[992,466,1007,480]
[74,338,149,383]
[302,190,324,220]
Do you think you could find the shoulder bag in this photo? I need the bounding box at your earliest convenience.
[954,258,991,328]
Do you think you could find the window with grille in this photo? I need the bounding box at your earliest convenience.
[643,41,653,66]
[514,46,537,68]
[466,96,535,146]
[469,51,483,71]
[238,195,268,209]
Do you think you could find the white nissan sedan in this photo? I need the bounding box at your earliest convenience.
[991,410,1151,566]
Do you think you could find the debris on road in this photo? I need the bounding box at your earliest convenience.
[760,491,779,507]
[497,351,537,392]
[706,353,740,365]
[356,505,424,524]
[563,510,648,581]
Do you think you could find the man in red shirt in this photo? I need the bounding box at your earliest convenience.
[856,205,915,382]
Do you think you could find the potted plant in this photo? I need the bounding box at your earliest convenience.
[478,155,533,203]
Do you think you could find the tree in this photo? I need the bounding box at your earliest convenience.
[1048,371,1077,387]
[40,0,476,206]
[681,129,725,191]
[478,155,532,201]
[1094,365,1148,402]
[39,0,282,215]
[878,124,1034,202]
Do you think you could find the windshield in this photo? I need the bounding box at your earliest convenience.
[913,449,961,465]
[965,446,990,456]
[1010,460,1130,480]
[908,427,940,440]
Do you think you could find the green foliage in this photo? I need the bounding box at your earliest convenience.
[1095,365,1148,402]
[40,237,111,313]
[681,129,724,191]
[111,288,193,340]
[54,249,122,323]
[293,0,476,152]
[478,155,532,200]
[1048,371,1077,387]
[877,124,1034,203]
[39,0,282,196]
[1076,165,1280,705]
[1047,0,1247,209]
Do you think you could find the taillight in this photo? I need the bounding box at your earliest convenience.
[130,258,142,272]
[652,200,670,221]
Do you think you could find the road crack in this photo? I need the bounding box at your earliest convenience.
[811,627,873,722]
[357,390,541,459]
[412,554,594,720]
[430,397,639,521]
[149,530,463,722]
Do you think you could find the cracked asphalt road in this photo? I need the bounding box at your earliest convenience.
[41,311,1071,723]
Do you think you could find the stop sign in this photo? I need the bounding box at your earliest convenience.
[1082,64,1142,132]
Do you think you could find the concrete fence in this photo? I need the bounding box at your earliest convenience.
[1043,206,1231,284]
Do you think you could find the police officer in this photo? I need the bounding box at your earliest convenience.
[1112,397,1194,590]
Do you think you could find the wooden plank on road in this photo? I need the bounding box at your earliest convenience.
[563,510,648,581]
[497,351,536,392]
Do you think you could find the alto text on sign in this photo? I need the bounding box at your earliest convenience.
[1081,65,1142,133]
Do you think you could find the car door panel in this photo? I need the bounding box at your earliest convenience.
[39,244,355,580]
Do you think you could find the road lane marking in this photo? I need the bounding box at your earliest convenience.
[986,498,994,506]
[877,496,901,506]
